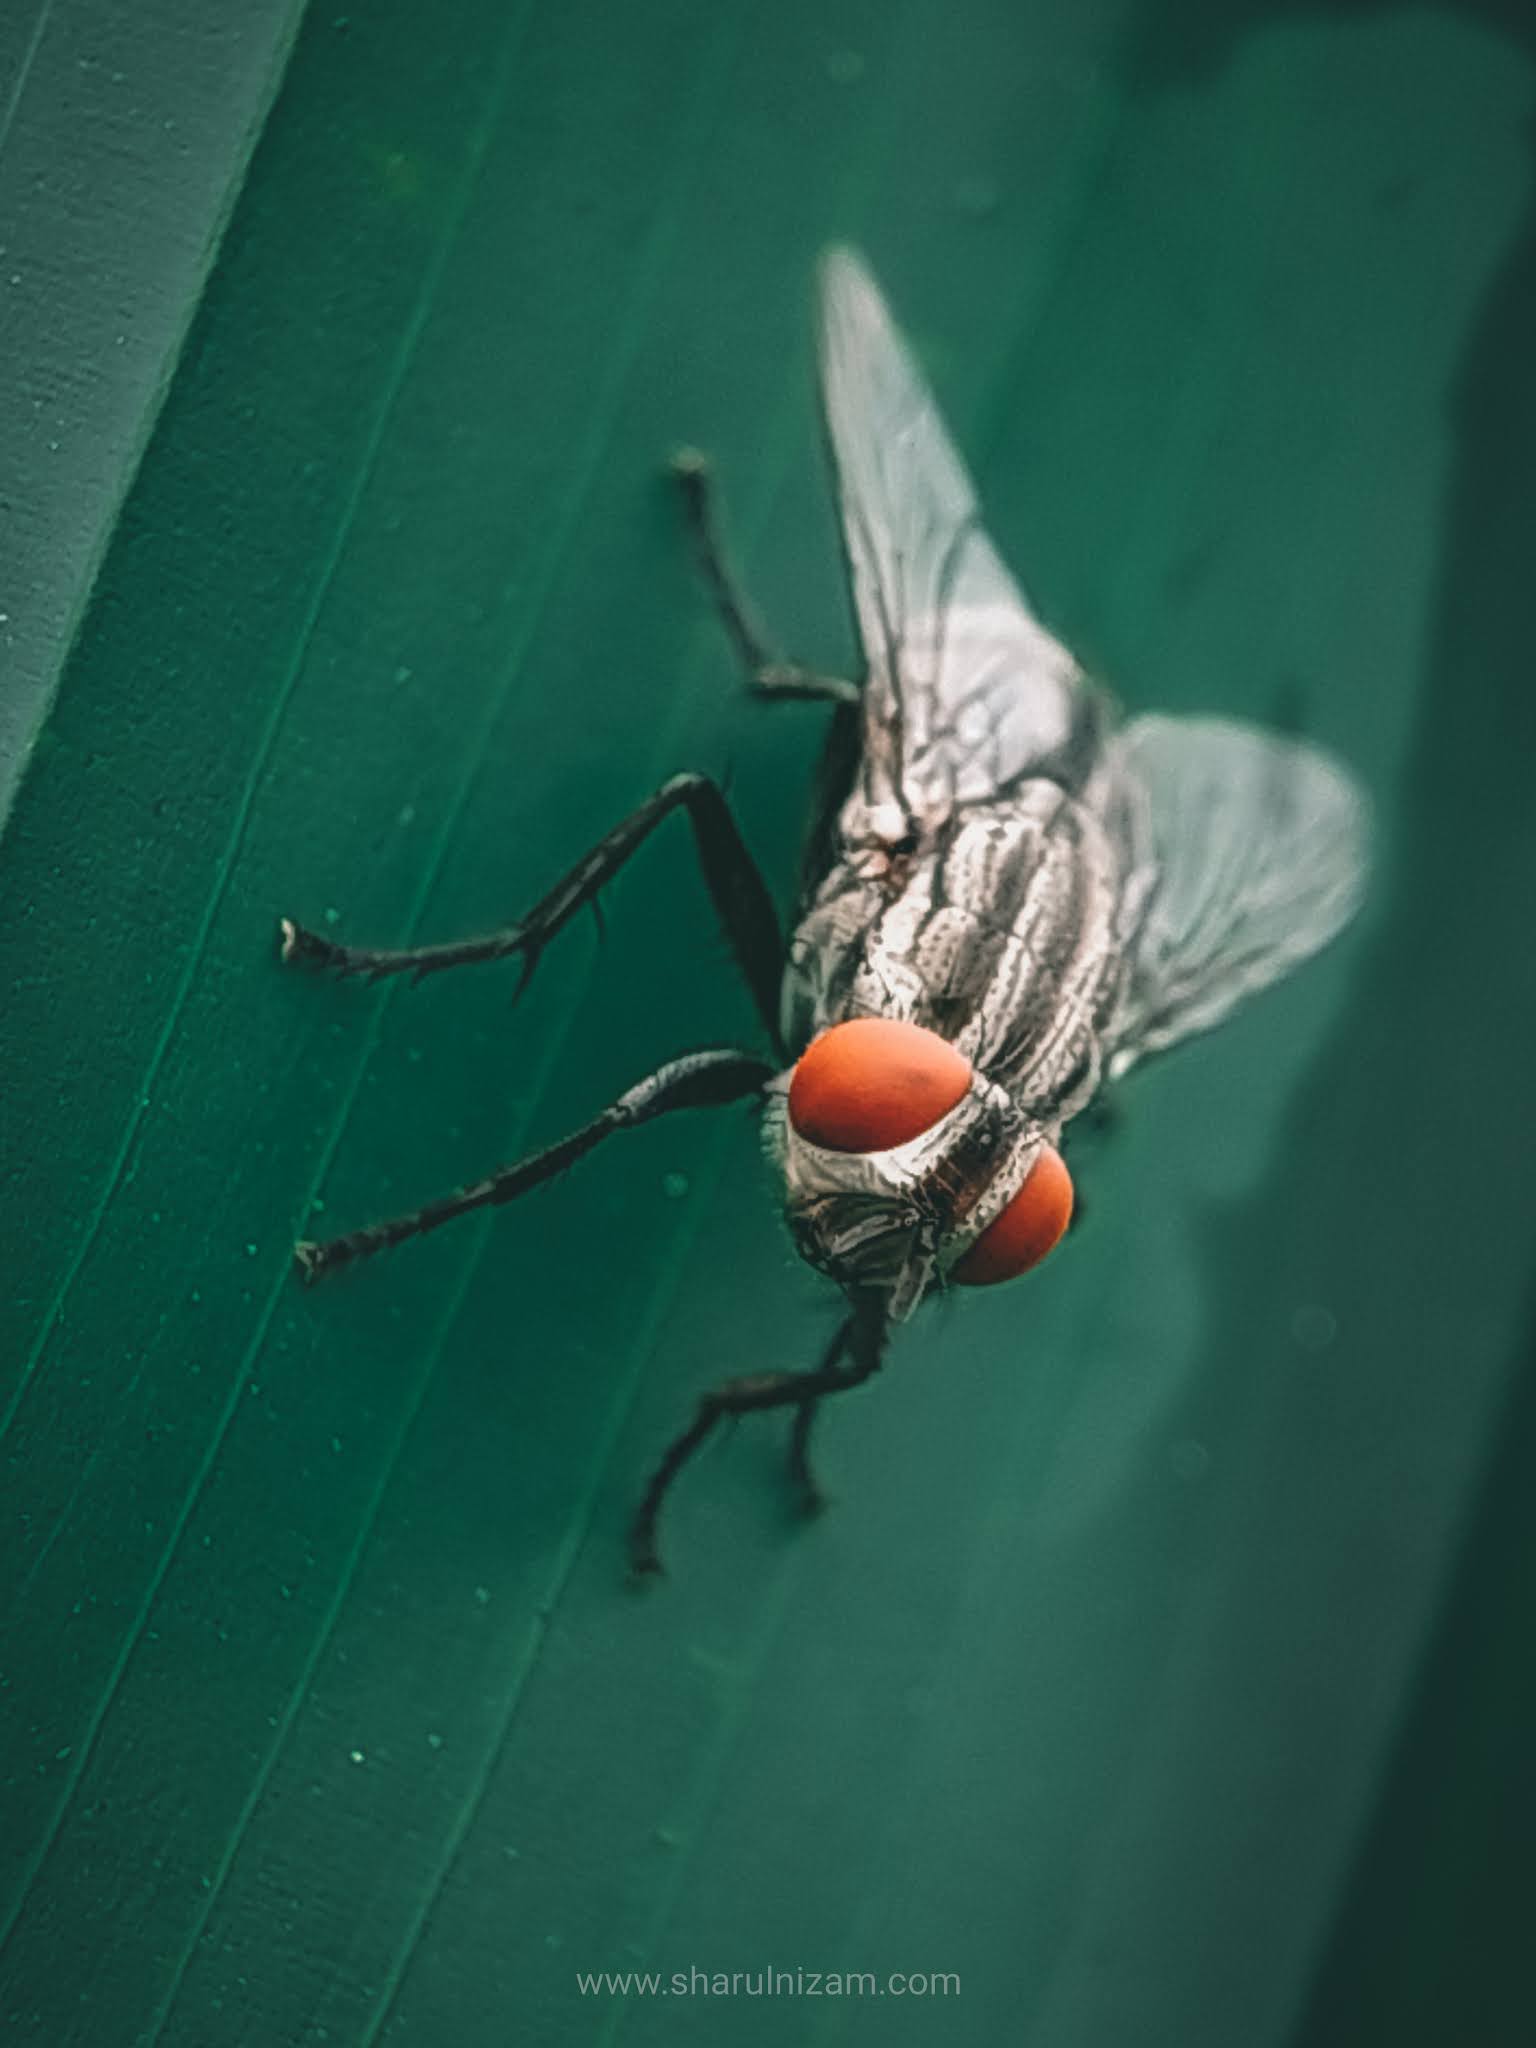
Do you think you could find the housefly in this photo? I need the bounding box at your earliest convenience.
[281,250,1368,1574]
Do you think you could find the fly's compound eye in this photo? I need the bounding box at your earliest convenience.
[950,1144,1073,1287]
[787,1017,973,1153]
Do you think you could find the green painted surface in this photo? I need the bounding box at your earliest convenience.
[2,1,1534,2043]
[0,0,305,819]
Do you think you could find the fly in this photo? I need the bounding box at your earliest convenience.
[280,250,1369,1574]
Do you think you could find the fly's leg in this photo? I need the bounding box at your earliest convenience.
[787,1399,826,1515]
[630,1297,886,1577]
[1078,1089,1124,1140]
[280,771,787,1056]
[671,449,860,707]
[294,1048,772,1284]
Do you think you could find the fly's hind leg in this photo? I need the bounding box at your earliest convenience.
[280,771,787,1058]
[670,449,859,707]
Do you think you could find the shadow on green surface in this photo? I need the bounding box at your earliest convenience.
[1294,73,1536,2048]
[1131,3,1536,2043]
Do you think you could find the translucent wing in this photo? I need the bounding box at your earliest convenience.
[818,248,1105,842]
[1103,714,1369,1077]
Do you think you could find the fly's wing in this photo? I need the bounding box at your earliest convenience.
[818,248,1105,841]
[1102,714,1369,1078]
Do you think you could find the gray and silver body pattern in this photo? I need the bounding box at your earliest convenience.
[768,253,1368,1319]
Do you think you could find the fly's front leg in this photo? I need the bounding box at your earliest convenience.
[787,1399,826,1516]
[671,449,860,707]
[280,772,787,1056]
[630,1296,887,1577]
[294,1047,773,1284]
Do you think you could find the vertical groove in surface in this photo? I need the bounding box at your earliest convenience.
[0,0,306,823]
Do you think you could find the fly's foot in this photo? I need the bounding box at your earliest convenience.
[627,1528,666,1583]
[279,916,348,972]
[278,911,541,989]
[277,915,399,982]
[793,1475,830,1521]
[788,1399,829,1519]
[294,1235,364,1286]
[669,446,713,534]
[669,444,710,485]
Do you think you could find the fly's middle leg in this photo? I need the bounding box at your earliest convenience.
[671,449,859,707]
[280,772,788,1057]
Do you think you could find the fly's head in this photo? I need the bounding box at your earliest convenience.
[763,1016,1074,1323]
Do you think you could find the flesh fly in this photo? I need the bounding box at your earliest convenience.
[282,250,1368,1573]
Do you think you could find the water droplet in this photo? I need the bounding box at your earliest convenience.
[1291,1303,1338,1352]
[1169,1438,1210,1481]
[953,175,1000,218]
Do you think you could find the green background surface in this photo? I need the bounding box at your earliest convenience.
[2,1,1534,2044]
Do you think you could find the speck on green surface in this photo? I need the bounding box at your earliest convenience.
[2,2,1535,2046]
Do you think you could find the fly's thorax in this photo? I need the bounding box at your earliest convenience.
[763,1060,1051,1321]
[781,785,1126,1117]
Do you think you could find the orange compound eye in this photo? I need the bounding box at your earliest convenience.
[950,1144,1073,1287]
[788,1017,973,1153]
